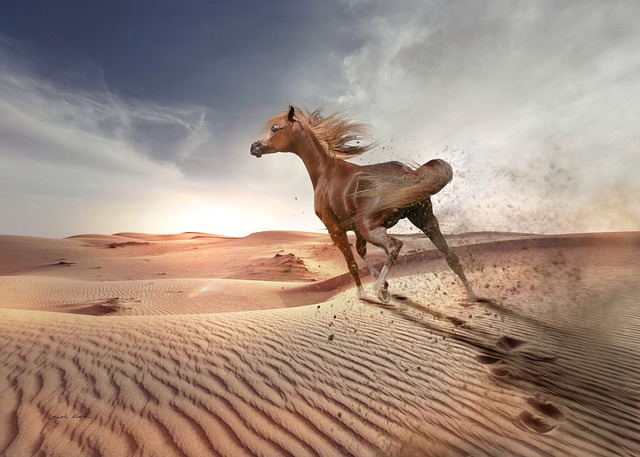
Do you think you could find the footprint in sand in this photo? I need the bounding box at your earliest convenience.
[496,335,527,351]
[515,396,566,434]
[475,355,501,365]
[478,335,557,381]
[526,396,565,421]
[476,354,522,379]
[515,410,557,434]
[482,336,565,433]
[496,335,557,362]
[475,336,526,378]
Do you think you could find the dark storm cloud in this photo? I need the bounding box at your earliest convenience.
[0,1,362,105]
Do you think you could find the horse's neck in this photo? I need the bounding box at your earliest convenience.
[294,133,336,190]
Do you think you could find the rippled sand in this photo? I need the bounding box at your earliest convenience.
[1,231,638,456]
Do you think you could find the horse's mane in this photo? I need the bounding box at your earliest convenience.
[266,107,375,160]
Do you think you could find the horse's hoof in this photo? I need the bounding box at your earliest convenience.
[377,289,391,303]
[357,286,367,301]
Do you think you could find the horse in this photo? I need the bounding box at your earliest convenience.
[250,106,481,303]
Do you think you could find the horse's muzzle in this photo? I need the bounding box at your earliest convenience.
[250,141,264,158]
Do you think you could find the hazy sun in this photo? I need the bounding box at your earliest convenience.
[157,193,308,237]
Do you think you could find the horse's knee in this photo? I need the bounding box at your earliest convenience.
[348,261,362,286]
[389,237,403,261]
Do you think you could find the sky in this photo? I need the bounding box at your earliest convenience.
[1,0,639,238]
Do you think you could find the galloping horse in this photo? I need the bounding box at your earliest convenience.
[251,106,481,303]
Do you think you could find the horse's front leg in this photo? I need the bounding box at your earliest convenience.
[355,231,378,276]
[357,219,403,303]
[355,230,391,292]
[326,223,367,300]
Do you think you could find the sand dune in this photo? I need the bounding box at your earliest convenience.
[1,230,639,456]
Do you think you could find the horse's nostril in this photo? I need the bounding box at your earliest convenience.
[250,141,263,157]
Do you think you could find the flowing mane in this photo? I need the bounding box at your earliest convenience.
[265,107,375,159]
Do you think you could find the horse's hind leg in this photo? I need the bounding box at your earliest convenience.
[355,230,389,290]
[408,200,479,301]
[357,220,402,302]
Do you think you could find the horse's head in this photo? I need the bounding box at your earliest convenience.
[251,106,297,158]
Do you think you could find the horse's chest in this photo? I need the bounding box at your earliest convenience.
[314,178,353,221]
[313,189,330,217]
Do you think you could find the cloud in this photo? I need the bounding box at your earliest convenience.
[208,1,640,236]
[334,0,640,233]
[0,37,219,236]
[0,51,212,174]
[2,2,639,238]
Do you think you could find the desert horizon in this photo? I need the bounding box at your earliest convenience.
[1,228,639,456]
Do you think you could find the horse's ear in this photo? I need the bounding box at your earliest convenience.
[287,106,295,123]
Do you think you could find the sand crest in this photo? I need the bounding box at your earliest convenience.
[1,231,639,456]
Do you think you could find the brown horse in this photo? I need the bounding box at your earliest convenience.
[251,106,481,303]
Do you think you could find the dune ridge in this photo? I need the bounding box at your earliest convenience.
[1,231,639,456]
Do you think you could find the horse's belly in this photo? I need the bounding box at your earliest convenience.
[383,212,404,229]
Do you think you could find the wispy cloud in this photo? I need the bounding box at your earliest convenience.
[0,37,218,236]
[0,45,212,173]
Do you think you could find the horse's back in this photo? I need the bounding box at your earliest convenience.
[361,160,413,176]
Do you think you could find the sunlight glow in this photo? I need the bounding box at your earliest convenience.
[158,193,310,237]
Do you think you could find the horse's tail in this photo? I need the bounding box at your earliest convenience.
[358,159,453,215]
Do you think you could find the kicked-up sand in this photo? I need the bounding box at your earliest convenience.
[0,230,639,456]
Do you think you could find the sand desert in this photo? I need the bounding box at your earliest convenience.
[0,230,639,456]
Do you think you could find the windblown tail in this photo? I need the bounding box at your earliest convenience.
[359,159,453,215]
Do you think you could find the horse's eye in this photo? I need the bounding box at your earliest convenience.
[271,125,279,133]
